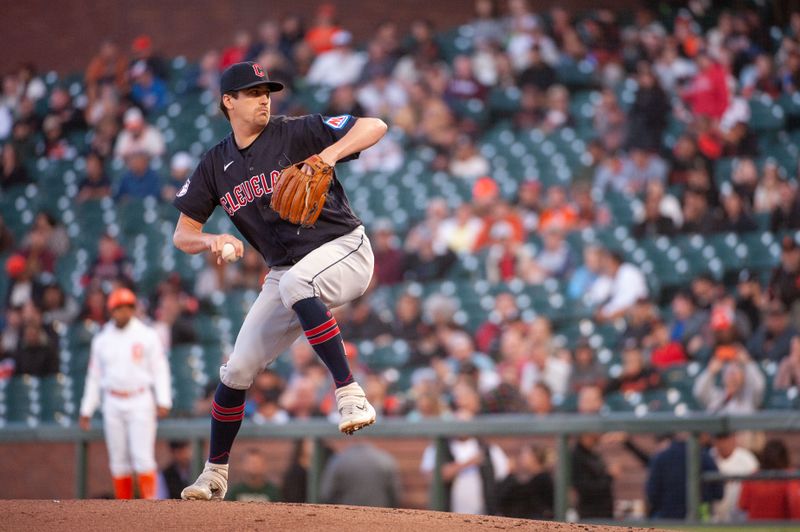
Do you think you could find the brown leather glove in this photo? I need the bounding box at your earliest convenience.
[270,154,334,227]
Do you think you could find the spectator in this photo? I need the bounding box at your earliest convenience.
[0,215,15,255]
[336,297,391,342]
[234,247,268,291]
[448,136,489,179]
[770,179,800,232]
[444,332,497,393]
[20,227,56,275]
[281,438,333,503]
[85,40,128,104]
[1,143,31,189]
[320,442,400,507]
[754,161,784,215]
[153,291,197,348]
[681,52,730,120]
[28,211,69,258]
[747,300,797,362]
[404,231,456,282]
[130,64,168,112]
[668,134,709,187]
[474,292,520,357]
[567,245,607,302]
[530,226,575,282]
[437,203,484,255]
[324,84,365,117]
[77,152,111,202]
[539,185,578,233]
[711,432,759,523]
[445,55,487,104]
[646,319,688,369]
[85,233,134,288]
[517,45,555,91]
[693,350,766,415]
[357,67,408,120]
[594,149,667,196]
[633,188,677,238]
[192,50,222,95]
[161,152,194,202]
[520,343,571,397]
[627,64,670,151]
[736,270,764,332]
[719,191,757,233]
[5,255,42,308]
[571,431,616,519]
[485,221,535,283]
[526,382,554,416]
[775,334,800,389]
[129,34,169,81]
[680,187,721,235]
[420,383,509,515]
[194,251,240,300]
[605,344,662,395]
[77,286,107,327]
[739,439,793,520]
[595,249,648,322]
[113,107,166,161]
[252,387,289,425]
[541,84,572,133]
[646,435,723,519]
[306,30,366,88]
[496,444,554,519]
[370,219,405,287]
[768,236,800,313]
[157,441,193,499]
[221,30,252,70]
[226,448,281,502]
[593,88,627,153]
[39,115,76,161]
[12,320,59,377]
[115,152,161,201]
[567,340,607,393]
[40,283,78,327]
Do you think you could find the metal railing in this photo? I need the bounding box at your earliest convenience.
[2,411,799,523]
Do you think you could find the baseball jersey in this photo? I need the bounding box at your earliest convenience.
[173,114,362,267]
[80,317,172,416]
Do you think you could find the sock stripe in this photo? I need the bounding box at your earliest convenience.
[334,372,353,386]
[211,410,245,422]
[306,323,338,341]
[212,401,245,414]
[308,326,341,345]
[304,317,336,337]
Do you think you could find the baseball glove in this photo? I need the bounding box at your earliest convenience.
[270,155,334,227]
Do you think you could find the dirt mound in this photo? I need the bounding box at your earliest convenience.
[1,500,663,531]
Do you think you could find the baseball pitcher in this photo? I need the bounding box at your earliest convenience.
[172,61,387,500]
[79,288,172,499]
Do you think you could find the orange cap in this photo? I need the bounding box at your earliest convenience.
[108,288,137,311]
[5,254,26,278]
[472,176,499,199]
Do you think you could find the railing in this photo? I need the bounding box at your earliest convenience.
[2,411,799,524]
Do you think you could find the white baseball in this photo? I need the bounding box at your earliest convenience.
[221,242,239,263]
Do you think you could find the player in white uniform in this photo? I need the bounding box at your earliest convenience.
[79,288,172,500]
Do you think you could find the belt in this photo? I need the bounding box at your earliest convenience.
[107,387,147,398]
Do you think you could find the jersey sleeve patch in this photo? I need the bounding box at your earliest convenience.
[323,115,351,130]
[176,178,191,197]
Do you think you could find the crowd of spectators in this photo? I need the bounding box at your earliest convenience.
[2,0,800,522]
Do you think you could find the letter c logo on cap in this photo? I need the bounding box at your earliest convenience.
[252,64,265,77]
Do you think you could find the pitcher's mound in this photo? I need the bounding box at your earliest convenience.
[1,500,663,531]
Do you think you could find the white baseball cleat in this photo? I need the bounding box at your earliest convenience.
[336,382,377,435]
[181,461,229,500]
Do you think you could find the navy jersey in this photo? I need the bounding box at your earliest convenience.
[173,114,362,267]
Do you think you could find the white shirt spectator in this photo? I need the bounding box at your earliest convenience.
[420,438,509,514]
[306,33,367,88]
[114,125,166,160]
[599,263,648,318]
[520,357,571,397]
[693,361,766,415]
[357,80,408,119]
[710,445,759,523]
[0,105,12,141]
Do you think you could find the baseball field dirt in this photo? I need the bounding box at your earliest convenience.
[1,500,668,531]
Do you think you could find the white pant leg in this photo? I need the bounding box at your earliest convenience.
[103,397,132,477]
[127,393,157,473]
[219,226,374,390]
[220,272,304,389]
[278,225,374,309]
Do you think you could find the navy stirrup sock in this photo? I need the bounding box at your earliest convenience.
[208,383,246,464]
[293,297,354,388]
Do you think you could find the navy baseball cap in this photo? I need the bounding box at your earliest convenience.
[220,61,284,94]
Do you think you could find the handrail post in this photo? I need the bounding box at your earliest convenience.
[431,436,448,511]
[307,437,324,503]
[686,432,701,522]
[555,434,570,522]
[75,438,88,499]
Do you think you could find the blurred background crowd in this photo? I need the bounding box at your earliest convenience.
[2,0,800,522]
